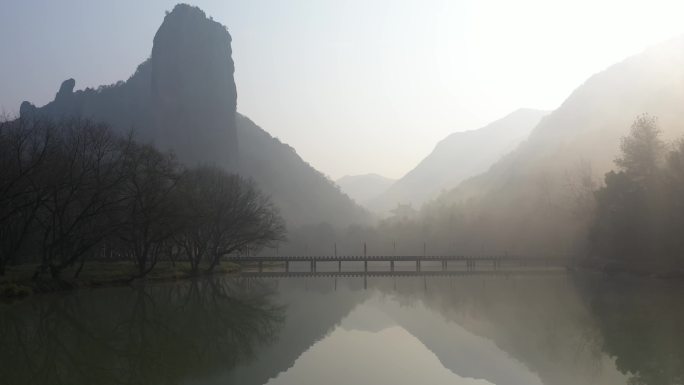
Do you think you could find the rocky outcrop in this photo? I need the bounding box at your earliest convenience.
[21,5,238,169]
[150,4,238,168]
[18,3,368,228]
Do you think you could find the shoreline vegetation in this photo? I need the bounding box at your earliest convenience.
[0,117,286,296]
[0,261,240,301]
[3,112,684,303]
[2,258,683,301]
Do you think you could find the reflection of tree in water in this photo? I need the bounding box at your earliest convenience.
[379,276,611,385]
[0,278,285,385]
[405,276,684,385]
[576,277,684,385]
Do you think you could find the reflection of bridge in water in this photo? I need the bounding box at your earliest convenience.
[227,255,574,276]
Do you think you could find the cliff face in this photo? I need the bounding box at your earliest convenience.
[21,4,238,169]
[150,4,238,168]
[19,4,368,228]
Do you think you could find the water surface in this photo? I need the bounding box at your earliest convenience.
[1,274,683,385]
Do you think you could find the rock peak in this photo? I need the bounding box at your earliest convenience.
[166,4,210,22]
[150,3,238,168]
[56,78,75,100]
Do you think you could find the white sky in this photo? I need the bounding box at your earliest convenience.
[1,0,684,179]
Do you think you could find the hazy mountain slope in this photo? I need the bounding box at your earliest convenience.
[237,115,368,227]
[19,4,369,229]
[370,109,547,214]
[432,36,684,253]
[336,174,395,205]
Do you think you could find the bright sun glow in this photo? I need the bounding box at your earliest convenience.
[228,0,684,179]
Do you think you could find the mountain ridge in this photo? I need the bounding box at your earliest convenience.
[369,108,547,213]
[430,35,684,253]
[336,173,395,205]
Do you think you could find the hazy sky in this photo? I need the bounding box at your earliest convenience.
[1,1,683,179]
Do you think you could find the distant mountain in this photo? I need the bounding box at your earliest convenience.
[369,109,547,214]
[19,4,369,229]
[336,174,395,205]
[432,36,684,254]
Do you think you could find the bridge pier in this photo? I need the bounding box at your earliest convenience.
[258,261,263,273]
[286,260,289,272]
[390,260,394,272]
[416,260,421,272]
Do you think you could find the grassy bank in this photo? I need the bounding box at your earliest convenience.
[0,261,239,301]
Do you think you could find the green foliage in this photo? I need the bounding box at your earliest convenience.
[591,170,649,258]
[615,114,665,181]
[590,114,684,268]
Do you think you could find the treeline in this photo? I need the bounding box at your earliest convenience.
[0,117,285,279]
[589,114,684,266]
[279,114,684,274]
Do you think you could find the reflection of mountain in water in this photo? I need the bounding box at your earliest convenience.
[205,279,369,385]
[382,276,627,385]
[248,276,676,385]
[220,276,628,385]
[2,276,682,385]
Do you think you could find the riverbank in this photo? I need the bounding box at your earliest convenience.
[0,261,239,301]
[574,258,684,280]
[4,258,684,301]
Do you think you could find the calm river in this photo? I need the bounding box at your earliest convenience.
[1,273,683,385]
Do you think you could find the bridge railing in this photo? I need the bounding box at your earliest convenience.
[226,254,574,274]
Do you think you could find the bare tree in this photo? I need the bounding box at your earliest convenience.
[205,171,286,271]
[174,166,285,273]
[0,117,53,275]
[114,142,183,277]
[32,119,128,279]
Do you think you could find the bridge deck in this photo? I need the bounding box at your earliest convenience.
[234,269,567,278]
[227,255,573,274]
[227,255,570,262]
